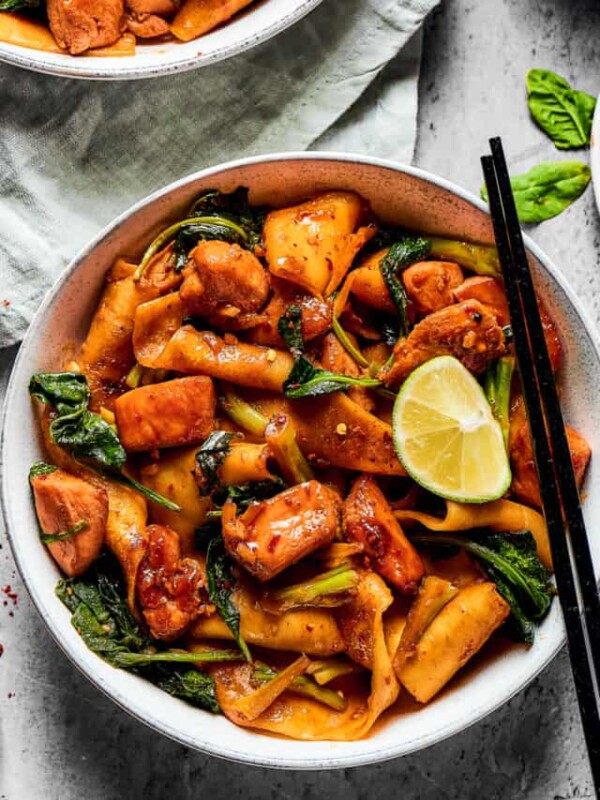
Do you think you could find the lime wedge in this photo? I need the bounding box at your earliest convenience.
[392,356,511,503]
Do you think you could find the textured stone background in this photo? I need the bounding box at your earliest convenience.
[2,0,600,796]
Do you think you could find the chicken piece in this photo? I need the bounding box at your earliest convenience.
[454,276,562,371]
[264,192,375,296]
[136,524,211,641]
[180,241,270,321]
[402,261,464,316]
[125,10,169,35]
[246,277,332,347]
[344,475,424,594]
[381,299,507,387]
[320,332,374,412]
[31,468,108,577]
[114,376,216,452]
[47,0,124,54]
[222,481,341,582]
[509,398,590,509]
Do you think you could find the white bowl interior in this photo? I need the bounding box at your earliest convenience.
[0,0,321,79]
[3,154,600,769]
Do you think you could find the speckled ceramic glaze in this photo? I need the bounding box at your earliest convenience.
[3,153,600,769]
[0,0,321,79]
[590,99,600,214]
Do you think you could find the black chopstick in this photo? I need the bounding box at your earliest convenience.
[482,138,600,796]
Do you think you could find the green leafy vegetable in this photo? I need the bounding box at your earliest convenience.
[0,0,42,11]
[206,537,252,662]
[224,478,286,513]
[28,372,179,512]
[28,461,58,479]
[410,530,554,642]
[195,431,236,496]
[483,356,515,448]
[527,69,596,150]
[253,663,348,712]
[481,161,591,224]
[171,222,245,272]
[379,238,430,339]
[278,306,381,399]
[56,553,231,713]
[331,316,370,368]
[189,187,266,250]
[272,563,360,612]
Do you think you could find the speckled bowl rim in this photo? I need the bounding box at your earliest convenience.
[0,0,322,80]
[3,152,599,769]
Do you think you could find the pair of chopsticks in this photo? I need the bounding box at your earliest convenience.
[482,138,600,795]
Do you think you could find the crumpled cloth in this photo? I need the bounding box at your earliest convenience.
[0,0,438,349]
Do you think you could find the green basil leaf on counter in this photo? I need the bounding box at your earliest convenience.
[527,69,596,149]
[481,161,591,224]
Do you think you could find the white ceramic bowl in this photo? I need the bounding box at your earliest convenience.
[0,0,321,79]
[3,153,600,769]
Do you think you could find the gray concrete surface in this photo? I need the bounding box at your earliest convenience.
[2,0,600,796]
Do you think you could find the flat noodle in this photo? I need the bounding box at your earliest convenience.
[396,499,551,569]
[133,293,186,368]
[211,571,399,740]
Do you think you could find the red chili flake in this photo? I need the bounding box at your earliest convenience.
[7,692,13,699]
[1,299,10,307]
[8,611,14,618]
[0,644,4,657]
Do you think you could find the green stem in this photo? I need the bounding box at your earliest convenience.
[133,216,249,282]
[219,385,269,437]
[40,519,88,544]
[110,472,181,512]
[112,649,242,668]
[332,317,370,368]
[253,665,347,712]
[274,563,359,610]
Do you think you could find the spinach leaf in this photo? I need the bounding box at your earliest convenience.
[29,372,90,415]
[527,69,596,149]
[225,477,286,513]
[29,461,58,479]
[195,431,236,496]
[0,0,42,10]
[56,553,234,713]
[481,161,591,224]
[278,306,381,399]
[379,238,430,339]
[29,371,178,511]
[189,187,266,250]
[410,529,554,642]
[206,537,252,662]
[171,222,246,272]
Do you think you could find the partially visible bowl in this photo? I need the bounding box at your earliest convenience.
[0,0,321,79]
[3,152,600,769]
[591,97,600,214]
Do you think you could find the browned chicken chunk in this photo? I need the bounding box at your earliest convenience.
[180,241,270,321]
[246,277,332,347]
[381,299,507,387]
[125,10,169,36]
[402,261,464,316]
[31,468,108,577]
[47,0,124,54]
[454,275,562,371]
[509,399,590,509]
[344,475,424,594]
[222,481,342,582]
[136,525,211,641]
[114,376,216,452]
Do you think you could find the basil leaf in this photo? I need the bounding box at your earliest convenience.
[527,69,596,149]
[29,461,58,480]
[481,161,591,223]
[0,0,41,10]
[29,372,90,415]
[379,238,430,339]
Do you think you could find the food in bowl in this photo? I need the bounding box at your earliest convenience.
[0,0,255,56]
[26,186,590,741]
